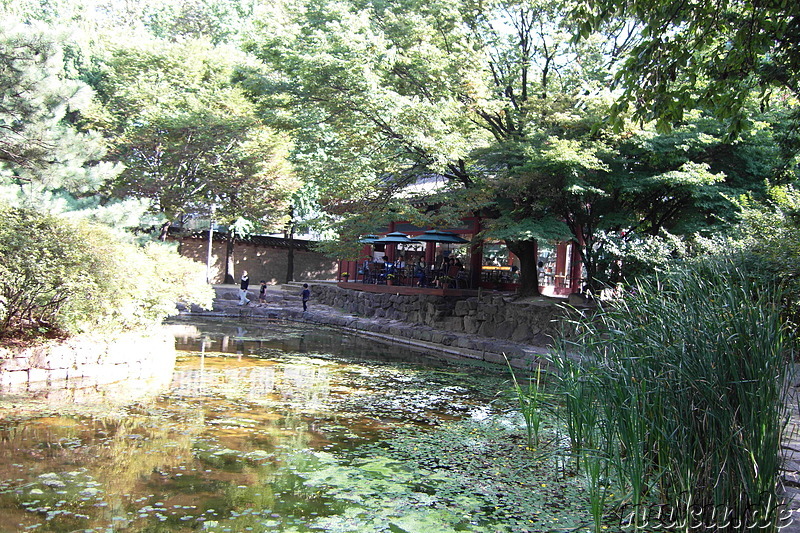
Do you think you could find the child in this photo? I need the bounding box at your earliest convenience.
[301,283,310,312]
[259,280,267,304]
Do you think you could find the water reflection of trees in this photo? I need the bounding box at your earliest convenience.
[171,360,334,412]
[0,319,515,531]
[0,411,199,530]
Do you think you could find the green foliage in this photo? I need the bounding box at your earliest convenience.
[552,259,792,531]
[249,0,786,294]
[505,362,550,449]
[725,184,800,327]
[573,0,800,150]
[295,419,591,532]
[85,36,300,230]
[0,205,213,337]
[594,230,688,287]
[0,19,119,192]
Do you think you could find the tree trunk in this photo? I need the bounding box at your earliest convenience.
[285,205,295,283]
[224,232,235,284]
[506,239,540,297]
[285,227,295,283]
[158,221,170,241]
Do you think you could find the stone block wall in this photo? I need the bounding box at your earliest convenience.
[0,329,177,398]
[311,285,590,346]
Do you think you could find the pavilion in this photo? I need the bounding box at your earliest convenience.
[337,216,582,297]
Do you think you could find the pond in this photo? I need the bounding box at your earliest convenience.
[0,317,591,532]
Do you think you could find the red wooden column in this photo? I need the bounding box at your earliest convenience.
[386,221,396,262]
[569,242,583,292]
[555,242,569,288]
[424,241,436,265]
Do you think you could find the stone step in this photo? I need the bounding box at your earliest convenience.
[212,285,300,302]
[279,281,337,292]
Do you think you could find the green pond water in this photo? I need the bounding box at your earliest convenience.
[0,317,592,532]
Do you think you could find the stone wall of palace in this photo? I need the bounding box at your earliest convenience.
[178,237,338,285]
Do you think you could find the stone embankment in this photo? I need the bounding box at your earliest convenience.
[310,283,592,346]
[0,329,176,403]
[191,282,583,369]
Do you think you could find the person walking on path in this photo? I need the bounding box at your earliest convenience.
[259,280,267,303]
[301,283,310,312]
[239,271,250,305]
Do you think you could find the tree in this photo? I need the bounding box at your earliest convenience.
[246,0,624,294]
[720,183,800,326]
[572,0,800,147]
[0,20,118,196]
[109,111,297,237]
[248,0,775,294]
[86,36,299,247]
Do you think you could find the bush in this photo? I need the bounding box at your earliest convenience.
[552,258,792,531]
[726,185,800,330]
[0,205,213,338]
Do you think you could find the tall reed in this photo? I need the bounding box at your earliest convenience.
[552,259,793,532]
[506,361,548,449]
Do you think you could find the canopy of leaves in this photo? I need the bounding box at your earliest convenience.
[2,0,256,45]
[243,0,793,293]
[573,0,800,143]
[86,36,299,230]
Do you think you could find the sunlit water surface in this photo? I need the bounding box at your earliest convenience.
[0,317,525,532]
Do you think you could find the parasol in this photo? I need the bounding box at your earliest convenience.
[411,229,469,244]
[358,234,380,244]
[372,232,420,244]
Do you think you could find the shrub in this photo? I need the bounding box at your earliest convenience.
[0,205,213,338]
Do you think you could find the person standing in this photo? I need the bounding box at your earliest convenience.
[301,283,310,311]
[259,280,267,303]
[414,257,426,286]
[239,271,250,305]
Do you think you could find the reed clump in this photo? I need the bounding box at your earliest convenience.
[551,259,793,532]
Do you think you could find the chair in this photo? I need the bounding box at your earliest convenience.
[413,265,428,287]
[457,269,470,289]
[373,263,387,284]
[357,262,370,283]
[402,265,414,286]
[446,265,461,288]
[364,262,382,284]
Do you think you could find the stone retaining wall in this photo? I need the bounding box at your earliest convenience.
[310,284,590,346]
[0,328,176,397]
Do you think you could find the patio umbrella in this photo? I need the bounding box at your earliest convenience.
[372,232,420,244]
[358,234,380,244]
[414,230,470,271]
[412,229,469,244]
[372,232,421,263]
